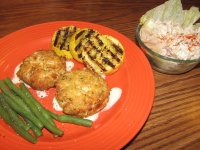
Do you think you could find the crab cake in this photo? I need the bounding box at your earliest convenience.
[55,68,109,118]
[17,50,66,90]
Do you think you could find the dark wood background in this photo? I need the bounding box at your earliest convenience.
[0,0,200,149]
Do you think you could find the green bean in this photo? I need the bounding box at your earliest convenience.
[0,96,37,143]
[0,81,43,129]
[2,93,43,129]
[4,78,63,136]
[0,80,30,111]
[0,81,34,115]
[19,83,56,127]
[0,94,30,131]
[24,118,43,137]
[0,101,13,125]
[47,110,93,127]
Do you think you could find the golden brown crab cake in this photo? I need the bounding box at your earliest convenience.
[17,50,66,90]
[55,68,109,118]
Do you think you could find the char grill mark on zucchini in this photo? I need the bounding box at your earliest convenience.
[72,29,99,61]
[75,42,82,51]
[54,26,78,52]
[93,36,121,69]
[85,29,95,38]
[109,50,120,62]
[53,30,61,47]
[102,58,115,68]
[95,35,123,63]
[75,30,85,40]
[95,35,104,46]
[82,58,101,73]
[112,43,124,54]
[82,37,116,72]
[60,27,69,50]
[78,53,82,58]
[86,51,107,72]
[104,46,122,63]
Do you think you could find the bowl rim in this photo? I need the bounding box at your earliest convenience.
[135,24,200,63]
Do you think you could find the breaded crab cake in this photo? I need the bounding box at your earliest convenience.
[55,68,109,118]
[17,50,66,90]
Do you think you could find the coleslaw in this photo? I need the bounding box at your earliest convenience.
[140,20,200,60]
[139,0,200,61]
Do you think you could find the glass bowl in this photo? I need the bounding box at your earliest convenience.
[135,25,200,74]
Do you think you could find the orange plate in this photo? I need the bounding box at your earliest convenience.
[0,21,154,150]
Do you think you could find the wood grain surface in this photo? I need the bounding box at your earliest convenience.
[0,0,200,149]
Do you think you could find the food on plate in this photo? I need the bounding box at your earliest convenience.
[70,32,125,75]
[52,26,79,59]
[51,26,125,75]
[69,28,99,62]
[0,22,127,145]
[55,68,110,118]
[81,34,125,75]
[139,0,200,60]
[0,78,93,143]
[0,24,125,143]
[17,50,66,90]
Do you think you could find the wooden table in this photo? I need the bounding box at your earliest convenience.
[0,0,200,149]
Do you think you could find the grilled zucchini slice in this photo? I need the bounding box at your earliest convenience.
[81,34,125,75]
[52,26,79,59]
[69,28,99,62]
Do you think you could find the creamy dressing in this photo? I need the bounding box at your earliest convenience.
[36,90,48,98]
[52,97,63,111]
[12,63,21,84]
[103,87,122,111]
[85,113,99,121]
[66,61,74,71]
[12,63,31,88]
[101,74,106,79]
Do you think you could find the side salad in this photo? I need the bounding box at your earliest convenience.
[139,0,200,61]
